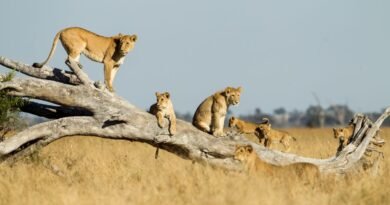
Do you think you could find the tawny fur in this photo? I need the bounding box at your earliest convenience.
[234,145,319,181]
[228,116,258,134]
[255,122,296,152]
[150,92,177,136]
[333,124,355,147]
[192,87,242,137]
[33,27,137,92]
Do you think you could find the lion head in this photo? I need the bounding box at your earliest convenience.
[234,145,253,162]
[116,34,137,55]
[224,86,242,106]
[333,128,349,141]
[228,116,238,128]
[255,122,271,137]
[155,92,171,110]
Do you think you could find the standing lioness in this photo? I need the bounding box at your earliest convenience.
[33,27,137,92]
[193,86,242,137]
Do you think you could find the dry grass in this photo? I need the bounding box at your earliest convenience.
[0,128,389,205]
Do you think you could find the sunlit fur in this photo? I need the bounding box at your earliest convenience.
[255,122,296,152]
[333,124,354,147]
[150,92,177,136]
[193,87,242,137]
[228,116,258,134]
[234,145,319,182]
[33,27,137,92]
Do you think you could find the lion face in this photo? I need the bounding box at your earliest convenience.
[155,92,170,110]
[228,116,237,128]
[234,145,253,162]
[225,87,242,106]
[118,34,137,55]
[256,123,271,136]
[333,128,348,141]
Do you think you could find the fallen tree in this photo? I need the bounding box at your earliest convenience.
[0,56,388,174]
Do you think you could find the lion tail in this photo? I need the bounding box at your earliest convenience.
[33,29,63,68]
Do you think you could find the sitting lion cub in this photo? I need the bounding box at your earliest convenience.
[149,92,177,136]
[255,121,296,152]
[234,145,319,180]
[33,27,137,92]
[333,124,354,147]
[192,86,242,137]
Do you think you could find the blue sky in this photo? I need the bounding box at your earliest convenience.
[0,0,389,115]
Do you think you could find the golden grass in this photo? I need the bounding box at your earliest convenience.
[0,128,389,205]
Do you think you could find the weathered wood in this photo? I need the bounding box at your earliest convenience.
[0,56,388,174]
[65,59,93,86]
[21,101,93,119]
[0,56,81,85]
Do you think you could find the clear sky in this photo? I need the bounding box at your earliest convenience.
[0,0,389,115]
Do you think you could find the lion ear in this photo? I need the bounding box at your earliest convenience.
[131,34,138,42]
[237,86,242,93]
[225,87,232,95]
[231,116,235,120]
[262,118,270,124]
[114,33,123,42]
[246,145,253,153]
[155,92,160,97]
[164,92,170,99]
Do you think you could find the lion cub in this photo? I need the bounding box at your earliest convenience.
[193,86,242,137]
[33,27,137,92]
[234,145,319,179]
[228,116,258,134]
[149,92,177,136]
[333,124,354,147]
[255,122,296,152]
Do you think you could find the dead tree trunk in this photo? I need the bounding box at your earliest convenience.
[0,56,388,174]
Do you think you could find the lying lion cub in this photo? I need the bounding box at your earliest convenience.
[33,27,137,92]
[193,86,242,137]
[255,122,296,152]
[149,92,177,136]
[333,124,354,147]
[228,116,258,134]
[234,145,319,180]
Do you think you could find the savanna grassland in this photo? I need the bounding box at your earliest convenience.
[0,128,389,205]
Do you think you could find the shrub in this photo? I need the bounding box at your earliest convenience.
[0,72,27,139]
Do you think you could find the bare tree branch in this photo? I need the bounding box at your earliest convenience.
[65,59,93,86]
[0,56,388,175]
[0,56,81,84]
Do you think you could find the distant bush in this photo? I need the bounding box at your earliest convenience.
[0,72,27,139]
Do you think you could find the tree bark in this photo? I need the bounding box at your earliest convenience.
[0,56,388,174]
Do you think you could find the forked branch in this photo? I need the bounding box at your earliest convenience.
[0,56,388,175]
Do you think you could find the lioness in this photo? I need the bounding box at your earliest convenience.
[33,27,137,92]
[333,124,354,147]
[234,145,319,180]
[192,86,242,137]
[255,122,296,152]
[149,92,177,136]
